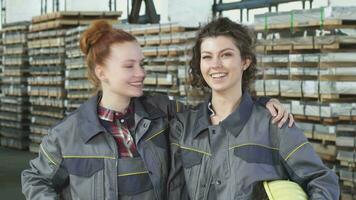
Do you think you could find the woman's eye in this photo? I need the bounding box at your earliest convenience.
[125,65,133,68]
[202,55,211,59]
[222,53,232,57]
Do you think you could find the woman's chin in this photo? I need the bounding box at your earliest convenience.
[209,85,228,93]
[130,90,144,97]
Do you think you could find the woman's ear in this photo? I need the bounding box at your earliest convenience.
[95,65,107,82]
[242,57,252,71]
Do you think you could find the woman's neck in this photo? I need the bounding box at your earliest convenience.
[210,88,243,124]
[100,90,131,113]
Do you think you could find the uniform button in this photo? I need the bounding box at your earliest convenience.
[120,119,125,123]
[215,180,221,185]
[143,123,148,128]
[212,130,216,134]
[148,170,153,175]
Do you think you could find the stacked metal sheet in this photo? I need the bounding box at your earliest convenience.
[27,27,67,153]
[64,26,93,113]
[27,11,121,153]
[0,33,2,93]
[0,31,3,101]
[114,23,202,105]
[253,7,356,198]
[0,21,30,149]
[336,124,356,199]
[30,11,121,32]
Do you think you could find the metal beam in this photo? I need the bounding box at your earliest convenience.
[213,0,217,17]
[1,0,5,26]
[128,0,160,24]
[145,0,159,23]
[213,0,313,12]
[55,0,59,11]
[45,0,47,13]
[128,0,143,23]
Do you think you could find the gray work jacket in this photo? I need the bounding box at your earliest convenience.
[168,91,339,200]
[21,94,182,200]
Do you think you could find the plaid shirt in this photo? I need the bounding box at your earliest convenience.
[97,104,138,158]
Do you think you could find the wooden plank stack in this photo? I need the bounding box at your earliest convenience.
[0,21,30,150]
[27,11,122,153]
[30,11,120,32]
[64,26,93,112]
[254,7,356,199]
[0,32,2,93]
[336,124,356,199]
[115,23,203,104]
[0,31,3,101]
[27,28,67,153]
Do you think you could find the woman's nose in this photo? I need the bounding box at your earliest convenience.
[136,66,146,78]
[211,57,223,68]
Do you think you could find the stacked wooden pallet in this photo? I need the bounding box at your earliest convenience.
[65,26,93,112]
[27,12,121,153]
[254,7,356,198]
[30,11,121,32]
[115,23,202,104]
[27,28,66,153]
[336,124,356,199]
[0,31,3,98]
[0,21,30,150]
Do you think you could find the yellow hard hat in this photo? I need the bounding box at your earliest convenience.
[263,180,308,200]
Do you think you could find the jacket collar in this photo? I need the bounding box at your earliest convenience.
[132,96,167,144]
[78,94,166,143]
[78,94,107,143]
[192,90,254,138]
[192,96,211,138]
[132,96,166,120]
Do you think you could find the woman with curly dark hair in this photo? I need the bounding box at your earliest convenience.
[168,17,339,200]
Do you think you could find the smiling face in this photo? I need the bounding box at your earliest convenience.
[96,41,146,98]
[200,36,251,94]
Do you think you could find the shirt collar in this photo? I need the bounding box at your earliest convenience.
[207,102,216,117]
[78,94,166,143]
[193,90,255,138]
[97,103,134,122]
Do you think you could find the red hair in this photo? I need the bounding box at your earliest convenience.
[80,20,137,92]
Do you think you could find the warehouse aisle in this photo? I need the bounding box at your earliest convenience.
[0,147,36,200]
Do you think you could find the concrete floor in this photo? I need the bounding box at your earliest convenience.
[0,147,37,200]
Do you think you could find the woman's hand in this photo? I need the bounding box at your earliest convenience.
[266,98,294,128]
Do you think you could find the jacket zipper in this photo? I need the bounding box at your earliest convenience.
[106,132,119,199]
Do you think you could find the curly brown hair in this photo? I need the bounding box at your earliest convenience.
[189,17,257,93]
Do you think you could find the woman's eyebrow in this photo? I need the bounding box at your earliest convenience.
[201,48,235,54]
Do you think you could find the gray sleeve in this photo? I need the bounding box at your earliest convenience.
[21,129,68,200]
[275,124,340,200]
[167,118,190,200]
[147,94,188,119]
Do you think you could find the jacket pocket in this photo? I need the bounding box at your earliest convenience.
[117,157,154,196]
[63,158,104,200]
[234,145,280,165]
[64,158,104,177]
[181,149,203,168]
